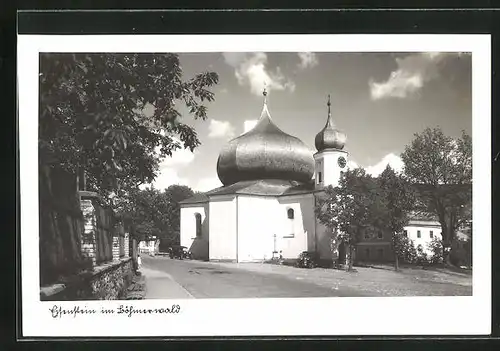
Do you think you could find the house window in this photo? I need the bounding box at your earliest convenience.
[403,230,408,237]
[430,230,434,239]
[195,213,202,237]
[318,172,322,184]
[287,208,295,219]
[417,230,421,238]
[377,231,383,239]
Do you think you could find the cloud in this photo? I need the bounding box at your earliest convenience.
[222,52,295,96]
[208,119,235,139]
[159,146,195,167]
[369,52,454,100]
[365,153,404,177]
[347,160,359,170]
[144,167,190,191]
[140,138,195,191]
[194,177,223,192]
[222,52,247,67]
[243,119,258,134]
[298,52,318,69]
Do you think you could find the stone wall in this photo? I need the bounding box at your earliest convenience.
[40,258,134,301]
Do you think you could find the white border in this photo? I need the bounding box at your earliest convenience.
[18,34,491,337]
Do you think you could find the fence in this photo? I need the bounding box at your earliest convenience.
[39,165,87,286]
[39,165,132,287]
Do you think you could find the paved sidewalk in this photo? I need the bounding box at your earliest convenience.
[141,266,194,299]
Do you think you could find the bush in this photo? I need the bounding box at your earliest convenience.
[427,237,444,264]
[415,245,429,266]
[296,251,320,269]
[396,236,418,264]
[404,242,418,264]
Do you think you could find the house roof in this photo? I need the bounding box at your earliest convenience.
[407,210,439,221]
[407,219,441,227]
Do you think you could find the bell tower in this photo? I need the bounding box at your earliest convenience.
[314,95,348,188]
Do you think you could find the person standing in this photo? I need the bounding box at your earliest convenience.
[137,253,142,270]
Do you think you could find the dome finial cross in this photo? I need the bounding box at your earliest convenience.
[326,94,334,127]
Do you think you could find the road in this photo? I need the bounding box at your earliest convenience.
[141,256,368,298]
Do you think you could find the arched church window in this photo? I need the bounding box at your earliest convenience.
[283,208,295,238]
[195,213,202,237]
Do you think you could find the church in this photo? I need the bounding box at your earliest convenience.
[179,89,441,263]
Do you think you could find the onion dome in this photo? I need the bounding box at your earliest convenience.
[314,95,347,151]
[216,87,315,186]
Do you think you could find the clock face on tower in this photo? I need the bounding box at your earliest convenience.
[338,156,347,169]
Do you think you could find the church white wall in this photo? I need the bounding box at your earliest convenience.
[180,203,209,260]
[237,196,279,262]
[209,195,237,261]
[278,194,315,259]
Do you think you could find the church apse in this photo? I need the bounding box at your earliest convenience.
[208,195,238,261]
[180,203,209,261]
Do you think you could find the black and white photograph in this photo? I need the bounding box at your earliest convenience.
[18,34,491,337]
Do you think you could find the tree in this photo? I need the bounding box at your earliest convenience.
[157,185,194,248]
[115,185,194,246]
[315,168,381,271]
[115,188,161,241]
[378,165,416,271]
[39,53,218,201]
[401,127,472,265]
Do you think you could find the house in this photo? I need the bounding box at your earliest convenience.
[139,236,159,255]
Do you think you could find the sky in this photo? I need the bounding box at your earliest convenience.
[146,52,472,192]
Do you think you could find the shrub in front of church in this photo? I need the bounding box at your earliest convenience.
[296,251,320,269]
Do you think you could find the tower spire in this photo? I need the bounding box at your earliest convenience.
[263,82,268,104]
[326,94,334,127]
[260,82,271,120]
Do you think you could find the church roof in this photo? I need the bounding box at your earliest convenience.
[314,95,346,152]
[180,179,316,204]
[178,192,209,204]
[206,179,315,197]
[216,88,315,186]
